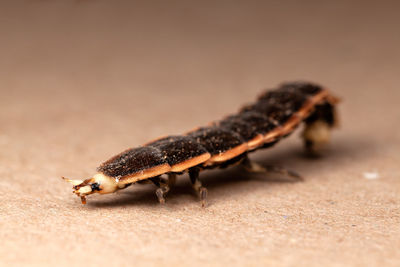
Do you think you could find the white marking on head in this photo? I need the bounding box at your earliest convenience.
[63,173,129,204]
[92,173,119,194]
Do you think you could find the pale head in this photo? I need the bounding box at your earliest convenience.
[63,173,120,204]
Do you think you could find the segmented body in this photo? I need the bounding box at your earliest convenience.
[97,82,338,185]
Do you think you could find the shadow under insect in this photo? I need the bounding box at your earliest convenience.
[89,132,377,208]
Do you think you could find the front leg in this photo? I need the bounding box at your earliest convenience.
[150,177,170,204]
[188,167,208,207]
[149,174,178,204]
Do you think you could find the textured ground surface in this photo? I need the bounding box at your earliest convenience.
[1,1,399,266]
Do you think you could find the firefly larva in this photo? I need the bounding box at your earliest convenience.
[63,81,339,206]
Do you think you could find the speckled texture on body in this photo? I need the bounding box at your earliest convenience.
[246,89,308,123]
[146,135,208,166]
[97,146,167,178]
[188,126,245,155]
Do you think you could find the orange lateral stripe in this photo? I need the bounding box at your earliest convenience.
[246,134,265,150]
[119,163,172,184]
[280,114,301,135]
[170,153,211,172]
[207,143,249,163]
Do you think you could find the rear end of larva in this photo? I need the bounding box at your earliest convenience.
[64,81,339,205]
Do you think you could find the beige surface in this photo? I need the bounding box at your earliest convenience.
[1,1,399,266]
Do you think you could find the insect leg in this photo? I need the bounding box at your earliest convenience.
[188,167,208,207]
[168,173,177,187]
[150,177,170,204]
[263,165,303,181]
[241,157,267,173]
[241,157,303,181]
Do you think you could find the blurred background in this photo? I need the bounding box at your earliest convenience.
[1,0,399,171]
[0,1,399,266]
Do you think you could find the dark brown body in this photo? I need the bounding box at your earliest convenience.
[98,81,338,185]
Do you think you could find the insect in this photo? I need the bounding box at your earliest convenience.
[63,81,339,206]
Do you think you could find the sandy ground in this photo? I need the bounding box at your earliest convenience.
[0,1,399,266]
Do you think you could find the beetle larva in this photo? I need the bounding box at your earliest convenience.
[63,81,339,206]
